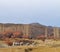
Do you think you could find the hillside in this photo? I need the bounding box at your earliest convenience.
[0,23,60,39]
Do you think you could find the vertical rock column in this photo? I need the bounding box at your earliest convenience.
[54,27,60,39]
[23,25,29,38]
[3,24,5,32]
[0,24,2,33]
[45,27,48,39]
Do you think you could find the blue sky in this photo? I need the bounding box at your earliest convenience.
[0,0,60,27]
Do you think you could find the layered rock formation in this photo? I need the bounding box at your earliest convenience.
[0,23,60,39]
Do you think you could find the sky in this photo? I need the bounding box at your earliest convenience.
[0,0,60,27]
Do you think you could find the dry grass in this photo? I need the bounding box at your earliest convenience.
[0,46,60,52]
[0,39,60,52]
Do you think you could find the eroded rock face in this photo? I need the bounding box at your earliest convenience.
[0,23,60,39]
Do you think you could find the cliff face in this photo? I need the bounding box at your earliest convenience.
[29,23,46,38]
[0,23,60,39]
